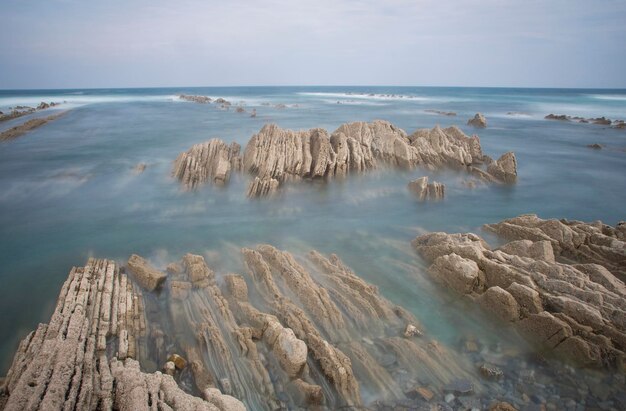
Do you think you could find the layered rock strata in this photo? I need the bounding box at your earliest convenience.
[408,176,445,201]
[0,112,66,142]
[0,258,241,410]
[172,139,242,190]
[413,215,626,370]
[173,120,517,197]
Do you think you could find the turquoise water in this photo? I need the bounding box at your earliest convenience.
[1,86,625,381]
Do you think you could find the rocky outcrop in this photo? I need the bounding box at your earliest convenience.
[174,120,517,197]
[484,214,626,281]
[127,254,167,291]
[545,114,626,130]
[413,215,626,370]
[467,113,487,128]
[179,94,212,103]
[0,112,66,142]
[0,102,60,123]
[408,176,445,201]
[424,109,456,116]
[172,139,242,190]
[0,258,241,410]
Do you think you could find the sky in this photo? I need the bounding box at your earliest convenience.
[1,0,626,89]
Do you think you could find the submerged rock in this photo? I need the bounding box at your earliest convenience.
[413,214,626,369]
[467,113,487,128]
[179,94,212,103]
[408,176,445,201]
[0,112,66,142]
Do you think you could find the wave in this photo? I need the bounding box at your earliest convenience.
[587,94,626,102]
[0,94,179,110]
[298,91,433,102]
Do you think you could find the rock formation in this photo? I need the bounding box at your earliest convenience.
[179,94,212,104]
[467,113,487,128]
[413,214,626,370]
[425,109,456,116]
[127,254,167,291]
[545,114,626,130]
[0,258,243,410]
[408,176,445,201]
[0,112,66,142]
[172,139,242,189]
[173,120,517,197]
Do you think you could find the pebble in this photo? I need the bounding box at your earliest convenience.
[445,393,455,403]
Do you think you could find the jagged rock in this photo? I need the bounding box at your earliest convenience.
[172,139,242,189]
[164,361,176,375]
[127,254,167,291]
[286,379,324,406]
[486,152,517,183]
[477,286,520,322]
[174,120,515,197]
[484,214,626,281]
[545,114,569,121]
[272,328,307,376]
[480,363,504,379]
[37,102,50,110]
[467,113,487,128]
[414,215,626,369]
[408,176,445,201]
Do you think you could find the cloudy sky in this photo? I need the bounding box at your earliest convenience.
[1,0,625,89]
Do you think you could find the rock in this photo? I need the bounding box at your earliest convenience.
[428,253,480,294]
[235,106,245,113]
[163,361,176,375]
[178,94,211,103]
[489,402,519,411]
[545,114,570,121]
[167,354,187,370]
[591,117,611,125]
[467,113,487,128]
[408,176,445,201]
[487,152,517,183]
[478,286,520,322]
[403,324,422,338]
[414,216,626,369]
[275,103,287,109]
[406,386,434,401]
[445,393,456,403]
[173,120,516,197]
[37,102,50,110]
[480,363,504,379]
[133,163,147,174]
[250,108,257,118]
[272,328,308,377]
[0,112,66,142]
[127,254,167,291]
[587,143,604,149]
[425,109,456,116]
[172,139,242,189]
[286,379,324,406]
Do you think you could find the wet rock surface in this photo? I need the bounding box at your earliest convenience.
[0,112,66,142]
[408,176,445,201]
[468,113,487,128]
[545,114,626,130]
[174,120,517,197]
[0,258,242,410]
[413,214,626,371]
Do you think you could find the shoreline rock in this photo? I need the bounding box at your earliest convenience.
[545,114,626,130]
[413,214,626,370]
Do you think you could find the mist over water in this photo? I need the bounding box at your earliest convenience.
[0,87,625,398]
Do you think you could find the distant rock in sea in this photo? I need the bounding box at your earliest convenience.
[425,109,457,116]
[0,112,67,142]
[545,114,625,130]
[467,113,487,128]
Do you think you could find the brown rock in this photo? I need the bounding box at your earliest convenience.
[127,254,167,291]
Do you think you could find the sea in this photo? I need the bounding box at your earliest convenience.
[1,86,625,405]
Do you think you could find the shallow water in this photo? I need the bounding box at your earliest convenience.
[1,86,625,407]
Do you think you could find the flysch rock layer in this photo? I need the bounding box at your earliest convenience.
[412,214,626,371]
[0,258,242,411]
[153,246,477,409]
[173,120,517,197]
[172,139,242,190]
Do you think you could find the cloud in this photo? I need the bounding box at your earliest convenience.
[1,0,625,88]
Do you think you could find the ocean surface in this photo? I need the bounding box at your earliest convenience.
[1,86,625,398]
